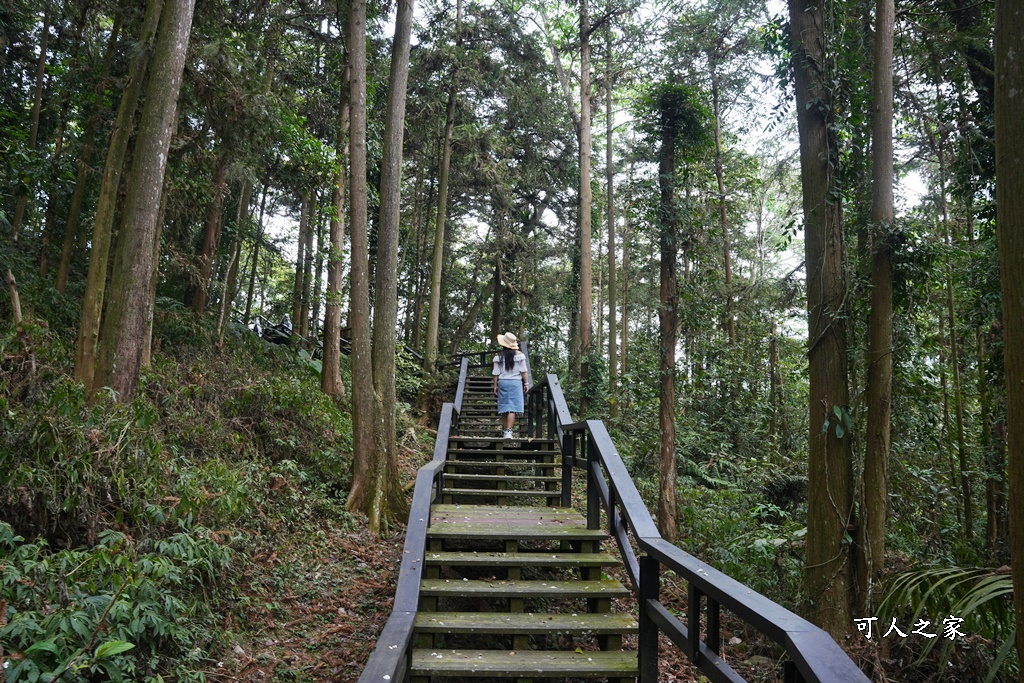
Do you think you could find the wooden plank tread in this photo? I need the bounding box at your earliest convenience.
[427,521,599,542]
[424,551,621,567]
[444,473,561,483]
[409,649,638,677]
[433,504,578,516]
[420,578,628,598]
[442,488,561,498]
[414,612,638,634]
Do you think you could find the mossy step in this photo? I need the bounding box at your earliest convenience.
[427,521,604,542]
[450,436,557,445]
[414,612,638,634]
[448,449,556,458]
[433,504,577,517]
[409,649,638,677]
[420,578,628,599]
[444,473,561,484]
[442,488,561,499]
[446,460,553,470]
[424,550,620,568]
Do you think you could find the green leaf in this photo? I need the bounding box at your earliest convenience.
[26,640,60,656]
[835,422,845,439]
[94,640,135,659]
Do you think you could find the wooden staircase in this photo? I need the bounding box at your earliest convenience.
[410,373,639,682]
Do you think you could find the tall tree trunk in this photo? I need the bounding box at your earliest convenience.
[711,66,735,346]
[344,0,376,515]
[947,243,972,541]
[790,0,855,638]
[423,0,463,374]
[192,154,229,314]
[656,95,679,544]
[74,0,163,391]
[92,0,195,402]
[621,174,631,379]
[993,1,1024,675]
[323,61,350,399]
[217,180,251,342]
[244,183,269,324]
[10,0,51,241]
[311,210,326,339]
[292,191,311,336]
[606,50,617,418]
[56,18,122,294]
[578,0,593,417]
[860,0,895,614]
[366,0,414,533]
[299,197,318,339]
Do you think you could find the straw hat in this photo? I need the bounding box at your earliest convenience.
[497,332,519,350]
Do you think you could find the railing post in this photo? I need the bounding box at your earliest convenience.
[562,429,575,508]
[707,597,720,655]
[638,555,660,683]
[586,432,600,530]
[687,582,700,661]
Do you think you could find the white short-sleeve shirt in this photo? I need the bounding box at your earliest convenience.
[492,351,527,380]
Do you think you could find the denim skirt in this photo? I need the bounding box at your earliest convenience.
[496,378,524,415]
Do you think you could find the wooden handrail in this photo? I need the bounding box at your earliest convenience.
[526,375,870,683]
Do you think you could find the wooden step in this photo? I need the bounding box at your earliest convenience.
[444,473,560,484]
[448,448,557,458]
[424,551,621,569]
[427,521,603,542]
[446,460,556,471]
[409,649,638,678]
[442,488,560,500]
[420,579,629,599]
[414,612,638,635]
[451,435,556,443]
[433,504,576,517]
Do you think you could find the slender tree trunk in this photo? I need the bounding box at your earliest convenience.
[947,248,972,541]
[92,0,195,402]
[345,0,376,515]
[311,211,326,339]
[6,270,23,325]
[620,181,631,379]
[606,52,617,418]
[218,180,251,346]
[490,223,503,339]
[244,183,269,325]
[860,0,895,614]
[656,98,679,544]
[578,0,593,417]
[993,2,1024,674]
[74,0,163,391]
[711,67,735,346]
[423,0,463,374]
[299,197,318,339]
[192,155,229,314]
[365,0,414,533]
[292,191,311,336]
[323,62,350,399]
[790,0,855,637]
[56,18,122,294]
[11,0,51,241]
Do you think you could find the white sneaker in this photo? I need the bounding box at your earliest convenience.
[503,429,513,439]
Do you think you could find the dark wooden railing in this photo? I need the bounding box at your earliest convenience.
[525,373,871,683]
